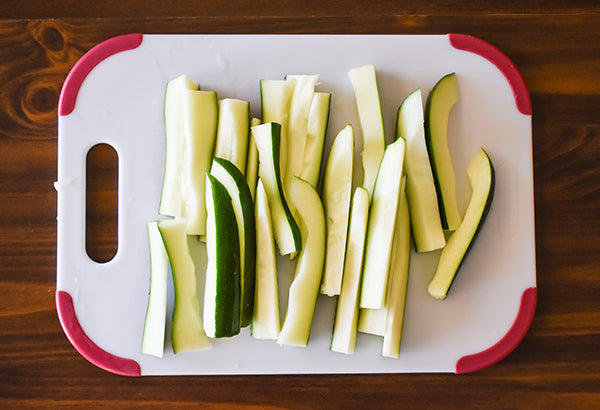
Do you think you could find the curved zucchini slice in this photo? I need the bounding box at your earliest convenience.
[204,174,241,338]
[348,64,386,196]
[428,148,495,299]
[278,177,326,347]
[214,98,250,175]
[425,73,462,231]
[321,124,354,296]
[397,89,445,253]
[252,122,302,255]
[141,221,169,357]
[252,179,281,339]
[359,137,405,309]
[157,219,211,353]
[210,157,256,328]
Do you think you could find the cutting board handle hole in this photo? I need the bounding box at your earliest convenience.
[86,143,118,263]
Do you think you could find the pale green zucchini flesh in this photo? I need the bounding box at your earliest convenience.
[397,88,445,253]
[359,137,406,309]
[382,183,411,358]
[251,179,281,340]
[159,75,199,217]
[330,187,370,354]
[214,98,250,175]
[348,64,386,196]
[158,219,211,353]
[300,92,332,187]
[141,221,169,358]
[180,90,219,235]
[321,124,354,296]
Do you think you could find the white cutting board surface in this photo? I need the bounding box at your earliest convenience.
[56,34,536,375]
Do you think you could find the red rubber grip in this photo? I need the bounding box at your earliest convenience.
[456,287,537,374]
[449,33,532,116]
[58,33,143,116]
[56,290,141,377]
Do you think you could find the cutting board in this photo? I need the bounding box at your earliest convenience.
[56,34,536,376]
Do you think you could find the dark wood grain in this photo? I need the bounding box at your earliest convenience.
[1,2,599,408]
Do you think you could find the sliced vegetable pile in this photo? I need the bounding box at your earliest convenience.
[141,67,495,359]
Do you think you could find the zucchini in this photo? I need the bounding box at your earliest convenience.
[357,177,408,339]
[181,89,219,235]
[159,75,199,217]
[396,89,445,252]
[428,148,495,299]
[357,307,386,337]
[141,221,169,358]
[203,174,241,338]
[252,179,281,339]
[321,124,354,296]
[278,176,326,347]
[245,117,262,200]
[210,157,256,328]
[214,98,250,175]
[299,92,332,187]
[252,122,302,255]
[359,137,405,309]
[285,74,319,187]
[348,64,386,196]
[157,219,211,353]
[260,79,295,185]
[425,73,462,231]
[330,187,370,354]
[382,184,411,358]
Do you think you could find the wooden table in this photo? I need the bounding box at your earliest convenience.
[2,2,599,408]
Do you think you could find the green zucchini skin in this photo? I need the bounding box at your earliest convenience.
[452,150,495,280]
[205,174,241,338]
[212,157,256,328]
[424,73,461,231]
[252,122,302,255]
[428,148,495,299]
[424,89,446,229]
[269,123,302,253]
